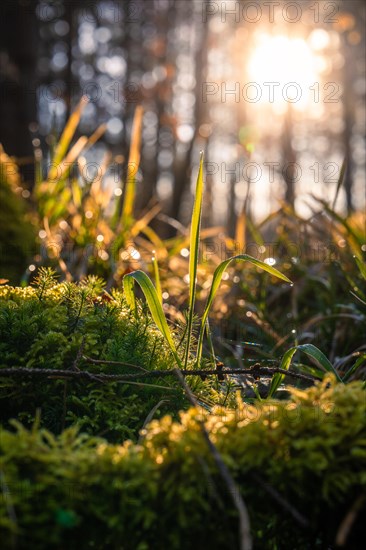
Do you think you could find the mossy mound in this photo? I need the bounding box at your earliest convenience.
[0,273,188,441]
[0,376,365,549]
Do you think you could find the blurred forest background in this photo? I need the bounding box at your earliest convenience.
[0,0,365,234]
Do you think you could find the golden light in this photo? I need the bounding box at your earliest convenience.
[247,34,321,112]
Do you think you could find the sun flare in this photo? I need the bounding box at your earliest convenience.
[248,34,321,111]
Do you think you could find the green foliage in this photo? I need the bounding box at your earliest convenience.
[196,253,292,367]
[268,343,343,398]
[0,376,365,549]
[0,277,187,441]
[214,206,366,384]
[123,158,292,375]
[123,269,181,366]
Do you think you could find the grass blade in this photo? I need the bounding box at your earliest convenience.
[267,348,298,398]
[120,106,144,229]
[268,343,343,398]
[342,354,366,382]
[355,257,366,280]
[184,152,204,368]
[152,252,162,305]
[235,204,246,251]
[196,254,292,366]
[123,270,181,366]
[48,96,88,182]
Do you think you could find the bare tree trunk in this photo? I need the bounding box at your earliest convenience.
[341,37,354,213]
[0,0,38,172]
[169,4,208,225]
[281,107,296,208]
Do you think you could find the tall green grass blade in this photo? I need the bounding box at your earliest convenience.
[342,354,366,382]
[184,152,204,368]
[120,106,144,230]
[152,253,162,305]
[268,343,343,397]
[196,254,292,366]
[123,273,137,312]
[355,257,366,280]
[123,270,181,366]
[268,347,298,398]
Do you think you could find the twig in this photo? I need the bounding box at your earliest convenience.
[72,337,86,371]
[0,365,317,383]
[173,368,252,550]
[252,473,309,528]
[336,492,366,547]
[82,356,148,372]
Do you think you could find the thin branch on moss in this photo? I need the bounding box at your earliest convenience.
[252,473,309,528]
[173,367,252,550]
[82,356,149,372]
[0,365,317,383]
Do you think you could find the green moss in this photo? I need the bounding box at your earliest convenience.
[0,275,187,440]
[0,376,365,549]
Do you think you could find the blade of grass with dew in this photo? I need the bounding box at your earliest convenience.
[119,106,144,230]
[184,152,204,369]
[268,343,343,398]
[195,254,292,366]
[123,270,181,366]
